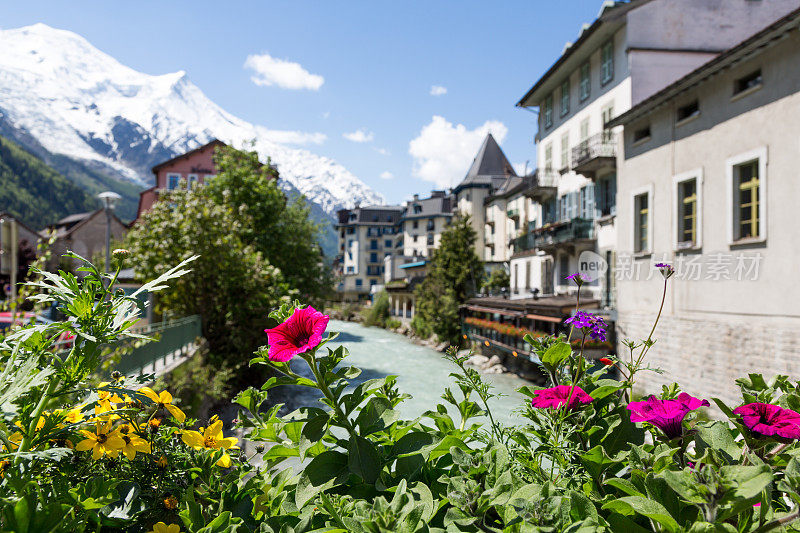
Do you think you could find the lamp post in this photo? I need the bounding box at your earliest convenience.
[97,191,121,273]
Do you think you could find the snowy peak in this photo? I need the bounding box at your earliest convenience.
[0,23,383,214]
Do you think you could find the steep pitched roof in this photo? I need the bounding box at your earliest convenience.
[453,134,516,193]
[151,139,227,174]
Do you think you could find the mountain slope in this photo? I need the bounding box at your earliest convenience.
[0,134,97,227]
[0,23,383,222]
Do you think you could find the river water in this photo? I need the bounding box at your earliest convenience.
[269,320,533,426]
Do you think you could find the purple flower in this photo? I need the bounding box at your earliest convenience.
[565,311,607,342]
[531,385,593,411]
[655,262,675,279]
[733,403,800,440]
[565,272,589,285]
[264,306,330,362]
[627,393,709,439]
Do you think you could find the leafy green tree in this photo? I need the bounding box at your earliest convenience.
[125,186,291,364]
[205,145,333,305]
[483,267,510,294]
[413,215,483,343]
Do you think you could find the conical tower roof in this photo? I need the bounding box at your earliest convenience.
[453,133,516,193]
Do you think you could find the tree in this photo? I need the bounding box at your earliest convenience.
[205,145,333,305]
[125,185,292,365]
[413,215,483,343]
[483,268,510,295]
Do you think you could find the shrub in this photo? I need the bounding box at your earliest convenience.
[363,290,391,327]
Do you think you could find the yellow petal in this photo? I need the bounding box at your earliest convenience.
[75,439,95,452]
[165,404,185,423]
[91,445,103,460]
[139,387,161,403]
[206,420,224,440]
[167,525,181,533]
[181,430,204,448]
[123,446,136,460]
[215,452,231,468]
[159,390,174,404]
[219,437,238,449]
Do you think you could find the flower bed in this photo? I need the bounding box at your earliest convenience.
[464,315,613,350]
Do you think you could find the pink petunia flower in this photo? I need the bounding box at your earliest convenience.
[733,403,800,440]
[531,385,593,411]
[627,393,709,439]
[264,306,330,362]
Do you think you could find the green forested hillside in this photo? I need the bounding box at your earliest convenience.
[0,134,97,228]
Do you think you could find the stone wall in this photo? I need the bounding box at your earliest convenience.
[618,311,800,407]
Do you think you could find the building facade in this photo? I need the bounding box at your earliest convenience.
[511,0,799,309]
[610,8,800,404]
[400,191,453,258]
[42,210,128,272]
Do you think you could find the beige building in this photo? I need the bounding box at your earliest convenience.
[335,205,404,300]
[400,191,454,259]
[43,209,128,272]
[610,8,800,404]
[452,134,517,266]
[511,0,799,310]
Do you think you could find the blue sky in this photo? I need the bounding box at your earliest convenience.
[3,0,607,204]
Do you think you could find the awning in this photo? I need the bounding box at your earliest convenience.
[466,305,524,317]
[525,313,562,324]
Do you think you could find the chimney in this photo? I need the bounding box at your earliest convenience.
[413,194,419,201]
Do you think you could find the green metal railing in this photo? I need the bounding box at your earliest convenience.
[113,315,202,376]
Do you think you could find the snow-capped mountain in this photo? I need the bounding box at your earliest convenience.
[0,23,383,216]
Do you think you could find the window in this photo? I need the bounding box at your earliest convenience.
[734,69,762,96]
[187,174,198,188]
[579,62,590,101]
[355,279,363,287]
[560,132,570,169]
[544,94,553,128]
[370,252,378,263]
[600,40,614,85]
[596,175,616,216]
[580,184,596,219]
[601,102,614,130]
[560,79,570,116]
[735,160,760,240]
[675,177,698,248]
[677,100,700,123]
[633,126,651,144]
[370,240,378,250]
[580,118,590,141]
[385,239,392,247]
[412,220,418,229]
[426,219,435,231]
[413,205,422,214]
[544,143,553,170]
[427,234,434,246]
[167,173,181,190]
[558,255,569,283]
[412,235,418,243]
[634,192,649,253]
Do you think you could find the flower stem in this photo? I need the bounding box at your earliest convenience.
[302,354,357,440]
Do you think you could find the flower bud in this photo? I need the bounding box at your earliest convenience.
[112,248,131,260]
[255,444,265,453]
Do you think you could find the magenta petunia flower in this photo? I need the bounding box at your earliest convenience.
[627,393,709,439]
[733,403,800,440]
[531,385,593,411]
[264,306,330,362]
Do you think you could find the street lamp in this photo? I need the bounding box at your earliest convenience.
[97,191,121,273]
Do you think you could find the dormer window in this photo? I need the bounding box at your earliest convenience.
[734,69,762,96]
[413,205,422,214]
[579,62,590,101]
[600,40,614,85]
[544,94,553,128]
[677,100,700,123]
[560,79,570,116]
[633,126,651,144]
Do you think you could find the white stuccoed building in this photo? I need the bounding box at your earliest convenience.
[609,8,800,404]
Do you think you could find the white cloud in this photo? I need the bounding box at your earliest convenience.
[343,129,374,143]
[379,171,394,180]
[261,129,326,145]
[374,147,390,156]
[244,53,324,90]
[408,115,508,188]
[430,85,447,96]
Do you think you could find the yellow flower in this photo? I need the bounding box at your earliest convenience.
[59,406,85,424]
[156,455,168,468]
[181,416,238,467]
[147,523,181,533]
[75,421,124,460]
[117,425,151,460]
[95,382,123,415]
[163,494,179,510]
[0,460,10,477]
[139,387,186,423]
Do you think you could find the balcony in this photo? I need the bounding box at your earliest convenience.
[511,232,535,254]
[572,132,616,179]
[532,217,594,253]
[523,171,559,202]
[507,208,520,219]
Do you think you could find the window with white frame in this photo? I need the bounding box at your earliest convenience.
[544,143,553,171]
[600,40,614,85]
[601,102,615,131]
[673,173,700,249]
[633,190,650,253]
[187,173,198,188]
[544,94,553,128]
[580,117,590,141]
[167,173,181,190]
[727,148,766,242]
[560,132,569,169]
[560,79,570,116]
[579,62,590,101]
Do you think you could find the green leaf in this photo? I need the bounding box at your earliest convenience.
[542,341,571,370]
[695,421,739,464]
[295,450,348,508]
[348,435,382,483]
[605,478,644,498]
[662,470,707,505]
[602,496,680,533]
